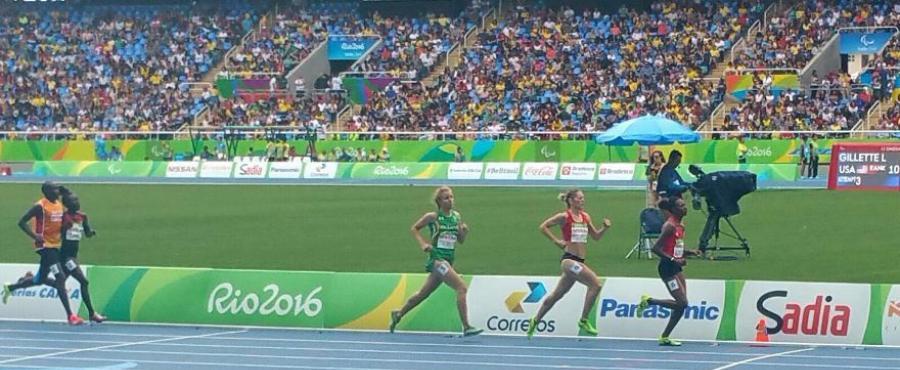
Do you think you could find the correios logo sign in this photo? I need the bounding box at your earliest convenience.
[736,281,869,344]
[469,276,586,336]
[207,282,323,318]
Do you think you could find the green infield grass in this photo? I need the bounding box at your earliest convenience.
[0,183,896,283]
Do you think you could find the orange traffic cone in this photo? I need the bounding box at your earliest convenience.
[752,318,770,347]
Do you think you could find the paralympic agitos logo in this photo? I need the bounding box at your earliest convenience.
[757,290,851,336]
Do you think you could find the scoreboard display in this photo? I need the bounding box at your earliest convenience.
[828,142,900,191]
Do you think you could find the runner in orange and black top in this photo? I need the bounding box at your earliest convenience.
[2,182,84,325]
[60,190,106,323]
[527,189,612,339]
[636,197,701,346]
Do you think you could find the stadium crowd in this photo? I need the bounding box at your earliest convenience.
[0,2,259,134]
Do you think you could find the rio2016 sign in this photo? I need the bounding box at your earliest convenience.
[327,35,379,61]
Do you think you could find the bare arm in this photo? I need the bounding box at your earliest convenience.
[456,212,468,244]
[586,214,611,240]
[410,212,438,253]
[18,205,42,243]
[539,213,567,250]
[83,214,96,237]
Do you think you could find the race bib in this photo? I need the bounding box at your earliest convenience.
[65,259,78,272]
[667,278,680,292]
[570,223,589,243]
[674,239,684,258]
[436,233,457,250]
[66,224,84,241]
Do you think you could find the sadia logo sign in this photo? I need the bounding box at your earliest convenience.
[235,162,266,179]
[881,286,900,345]
[736,282,869,344]
[757,291,850,336]
[489,282,556,333]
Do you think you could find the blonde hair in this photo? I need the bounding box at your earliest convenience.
[434,186,453,207]
[558,188,581,208]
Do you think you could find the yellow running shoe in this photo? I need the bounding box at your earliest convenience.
[1,284,10,305]
[636,295,651,318]
[526,317,538,339]
[659,336,682,346]
[578,319,598,336]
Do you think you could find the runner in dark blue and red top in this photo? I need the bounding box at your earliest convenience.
[636,197,701,346]
[61,191,106,323]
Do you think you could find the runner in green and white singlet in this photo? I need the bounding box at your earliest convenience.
[390,186,482,337]
[425,210,460,272]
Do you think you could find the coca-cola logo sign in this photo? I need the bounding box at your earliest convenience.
[521,163,558,180]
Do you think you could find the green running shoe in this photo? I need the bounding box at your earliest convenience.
[526,317,538,339]
[463,327,484,337]
[659,337,682,346]
[636,294,651,318]
[1,284,10,305]
[389,310,401,333]
[578,319,598,336]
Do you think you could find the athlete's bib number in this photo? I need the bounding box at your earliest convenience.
[436,233,457,250]
[570,223,588,243]
[66,224,84,241]
[674,239,684,258]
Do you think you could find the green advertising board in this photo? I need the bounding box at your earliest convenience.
[1,138,877,164]
[31,161,167,177]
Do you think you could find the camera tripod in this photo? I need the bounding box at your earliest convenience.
[699,211,750,260]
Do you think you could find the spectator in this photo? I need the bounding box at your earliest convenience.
[656,150,691,199]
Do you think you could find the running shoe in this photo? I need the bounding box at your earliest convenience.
[90,313,107,323]
[578,319,598,336]
[16,271,34,285]
[659,337,682,346]
[526,317,538,339]
[389,310,401,333]
[1,284,10,305]
[636,295,651,318]
[68,314,85,326]
[463,327,483,337]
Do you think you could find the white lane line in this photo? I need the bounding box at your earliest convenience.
[0,329,246,365]
[0,356,681,370]
[712,347,815,370]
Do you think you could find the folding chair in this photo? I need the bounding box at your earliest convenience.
[626,208,664,259]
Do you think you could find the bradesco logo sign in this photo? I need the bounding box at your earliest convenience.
[596,277,724,340]
[880,285,900,345]
[521,162,558,180]
[267,162,303,179]
[165,161,199,178]
[302,162,337,179]
[483,163,520,180]
[597,163,635,181]
[447,163,483,180]
[234,161,267,179]
[736,281,870,344]
[559,163,596,180]
[469,276,586,336]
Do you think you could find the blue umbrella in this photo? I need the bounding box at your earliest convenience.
[595,114,701,146]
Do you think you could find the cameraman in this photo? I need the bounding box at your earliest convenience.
[656,150,691,200]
